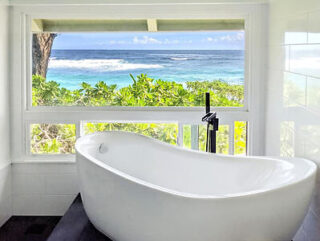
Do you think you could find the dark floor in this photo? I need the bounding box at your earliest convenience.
[47,194,110,241]
[0,194,318,241]
[0,195,110,241]
[0,216,61,241]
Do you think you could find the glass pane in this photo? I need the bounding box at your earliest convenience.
[83,122,178,145]
[183,125,191,149]
[199,124,229,154]
[31,124,76,154]
[32,30,245,107]
[234,121,247,155]
[280,121,294,157]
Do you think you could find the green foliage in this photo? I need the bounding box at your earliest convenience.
[32,74,244,107]
[234,121,247,155]
[31,74,246,154]
[31,124,76,154]
[198,125,229,154]
[184,125,230,154]
[83,123,178,145]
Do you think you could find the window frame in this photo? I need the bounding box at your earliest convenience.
[26,32,248,111]
[10,3,267,163]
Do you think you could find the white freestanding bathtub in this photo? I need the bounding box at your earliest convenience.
[76,131,316,241]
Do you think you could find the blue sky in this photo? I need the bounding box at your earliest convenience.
[52,31,245,50]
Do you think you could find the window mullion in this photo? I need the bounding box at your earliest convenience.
[76,121,81,138]
[229,121,235,155]
[191,125,199,150]
[177,123,183,147]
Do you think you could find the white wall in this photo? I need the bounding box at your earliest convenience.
[12,163,78,215]
[266,0,320,238]
[0,3,12,226]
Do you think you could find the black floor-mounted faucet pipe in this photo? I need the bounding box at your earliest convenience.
[202,92,219,153]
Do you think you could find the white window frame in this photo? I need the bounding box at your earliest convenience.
[10,3,267,163]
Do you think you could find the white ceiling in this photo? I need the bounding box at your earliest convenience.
[8,0,269,5]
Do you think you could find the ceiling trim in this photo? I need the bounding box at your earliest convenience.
[9,0,269,6]
[31,18,244,32]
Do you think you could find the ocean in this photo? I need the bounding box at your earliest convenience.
[47,50,244,90]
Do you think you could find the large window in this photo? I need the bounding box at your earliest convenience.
[31,20,245,108]
[25,17,250,158]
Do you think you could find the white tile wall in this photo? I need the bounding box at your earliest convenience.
[0,165,11,226]
[290,45,320,77]
[306,77,320,111]
[12,163,78,215]
[0,3,11,226]
[12,174,46,195]
[283,72,307,107]
[308,11,320,44]
[267,0,320,236]
[283,14,308,45]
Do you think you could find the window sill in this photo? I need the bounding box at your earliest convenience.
[13,155,76,164]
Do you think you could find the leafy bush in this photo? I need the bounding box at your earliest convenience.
[32,74,244,107]
[31,124,76,154]
[84,123,178,145]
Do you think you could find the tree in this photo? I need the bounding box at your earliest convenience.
[32,33,57,77]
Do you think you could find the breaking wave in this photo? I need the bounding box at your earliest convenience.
[48,58,163,71]
[170,57,188,61]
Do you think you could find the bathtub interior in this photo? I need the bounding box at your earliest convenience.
[76,131,316,196]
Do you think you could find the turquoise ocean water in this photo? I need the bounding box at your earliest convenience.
[47,49,244,90]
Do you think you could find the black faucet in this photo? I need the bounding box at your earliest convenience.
[202,92,219,153]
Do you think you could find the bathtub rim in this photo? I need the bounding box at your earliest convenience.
[76,131,317,200]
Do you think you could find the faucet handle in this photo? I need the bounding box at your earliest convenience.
[205,92,210,114]
[202,112,217,122]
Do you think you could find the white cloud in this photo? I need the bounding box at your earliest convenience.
[205,37,218,42]
[133,36,162,44]
[131,37,181,45]
[220,35,233,42]
[236,32,245,40]
[108,40,128,45]
[163,39,180,44]
[203,33,244,43]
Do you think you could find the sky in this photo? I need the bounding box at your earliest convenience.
[52,31,245,50]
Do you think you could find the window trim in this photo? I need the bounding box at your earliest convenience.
[10,3,267,163]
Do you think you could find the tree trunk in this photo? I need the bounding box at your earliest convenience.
[32,33,57,78]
